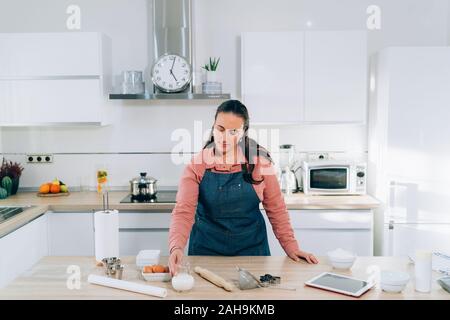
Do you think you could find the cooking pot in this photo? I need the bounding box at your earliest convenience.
[130,172,157,199]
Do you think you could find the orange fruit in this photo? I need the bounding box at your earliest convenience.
[143,265,153,273]
[39,184,50,194]
[164,266,170,273]
[50,184,61,193]
[152,265,166,273]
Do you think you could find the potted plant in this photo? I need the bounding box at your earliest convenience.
[202,57,220,83]
[0,158,24,195]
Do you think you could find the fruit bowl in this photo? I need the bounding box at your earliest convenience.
[37,178,70,197]
[37,192,70,197]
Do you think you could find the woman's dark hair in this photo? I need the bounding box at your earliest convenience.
[203,99,273,184]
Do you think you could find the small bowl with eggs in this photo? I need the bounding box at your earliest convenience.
[141,264,172,282]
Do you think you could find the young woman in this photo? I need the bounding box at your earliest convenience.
[168,100,318,275]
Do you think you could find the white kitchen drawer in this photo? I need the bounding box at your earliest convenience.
[266,227,373,257]
[119,230,170,256]
[47,212,94,256]
[288,210,373,229]
[263,209,374,257]
[294,229,373,256]
[0,33,106,77]
[119,212,171,229]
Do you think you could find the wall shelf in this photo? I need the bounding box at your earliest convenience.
[109,92,231,100]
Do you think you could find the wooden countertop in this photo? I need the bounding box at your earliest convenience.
[0,191,380,238]
[0,256,448,300]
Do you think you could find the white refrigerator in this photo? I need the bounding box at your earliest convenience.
[368,47,450,258]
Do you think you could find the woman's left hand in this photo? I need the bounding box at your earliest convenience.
[288,250,319,264]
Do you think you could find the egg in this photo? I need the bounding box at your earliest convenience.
[143,265,154,273]
[152,265,166,273]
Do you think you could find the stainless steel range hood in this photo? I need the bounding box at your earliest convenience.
[153,0,192,79]
[110,0,230,100]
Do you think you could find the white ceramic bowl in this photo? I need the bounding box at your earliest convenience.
[380,271,410,293]
[329,257,356,270]
[327,249,357,270]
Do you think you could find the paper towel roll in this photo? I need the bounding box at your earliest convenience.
[88,274,167,298]
[94,209,119,262]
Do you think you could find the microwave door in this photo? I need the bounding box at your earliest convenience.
[309,167,349,192]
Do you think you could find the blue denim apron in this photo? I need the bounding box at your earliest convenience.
[188,169,271,256]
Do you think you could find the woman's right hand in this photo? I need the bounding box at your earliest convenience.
[168,248,184,276]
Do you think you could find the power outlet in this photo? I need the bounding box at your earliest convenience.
[307,152,330,161]
[27,154,53,164]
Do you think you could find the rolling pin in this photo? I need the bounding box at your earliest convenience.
[194,266,234,292]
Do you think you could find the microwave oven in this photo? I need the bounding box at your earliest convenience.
[301,160,367,195]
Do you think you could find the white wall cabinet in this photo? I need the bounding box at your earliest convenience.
[264,209,373,256]
[241,31,305,124]
[47,211,94,256]
[0,32,112,126]
[304,31,367,123]
[241,30,367,124]
[0,33,105,77]
[0,214,48,288]
[0,79,105,124]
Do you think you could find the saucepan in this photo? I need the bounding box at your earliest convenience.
[129,172,157,200]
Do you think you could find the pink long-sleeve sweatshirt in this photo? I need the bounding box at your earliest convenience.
[168,146,301,256]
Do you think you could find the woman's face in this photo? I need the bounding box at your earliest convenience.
[213,112,245,155]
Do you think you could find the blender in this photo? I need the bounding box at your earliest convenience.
[278,144,300,194]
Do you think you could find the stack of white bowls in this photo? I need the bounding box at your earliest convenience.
[327,248,357,270]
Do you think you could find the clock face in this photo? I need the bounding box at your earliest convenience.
[151,54,192,93]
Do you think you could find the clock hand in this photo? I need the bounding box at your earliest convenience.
[171,57,176,71]
[170,70,178,82]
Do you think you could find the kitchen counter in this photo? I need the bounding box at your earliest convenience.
[0,255,448,300]
[0,191,380,238]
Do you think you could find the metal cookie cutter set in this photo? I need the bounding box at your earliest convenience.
[102,257,124,280]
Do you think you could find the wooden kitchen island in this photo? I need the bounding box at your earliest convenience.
[0,256,448,300]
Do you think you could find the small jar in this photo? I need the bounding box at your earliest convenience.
[171,260,195,292]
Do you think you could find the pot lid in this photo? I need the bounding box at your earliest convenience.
[130,172,157,184]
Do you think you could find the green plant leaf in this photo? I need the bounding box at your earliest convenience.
[214,57,220,71]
